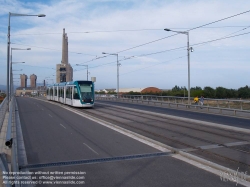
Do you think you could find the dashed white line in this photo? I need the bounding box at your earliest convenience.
[83,143,99,155]
[60,124,66,129]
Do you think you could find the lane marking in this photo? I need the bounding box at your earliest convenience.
[31,98,250,185]
[83,143,99,155]
[49,114,52,118]
[60,124,66,129]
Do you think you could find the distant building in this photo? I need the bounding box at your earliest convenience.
[20,74,28,87]
[30,74,37,88]
[96,87,163,94]
[56,28,73,83]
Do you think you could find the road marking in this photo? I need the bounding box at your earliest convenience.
[42,108,44,110]
[83,143,99,155]
[31,97,250,185]
[49,114,52,118]
[60,124,66,129]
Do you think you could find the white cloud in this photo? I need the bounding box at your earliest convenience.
[0,0,250,89]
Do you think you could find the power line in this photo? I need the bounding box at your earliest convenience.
[11,43,97,57]
[75,30,250,72]
[11,26,250,35]
[120,55,187,76]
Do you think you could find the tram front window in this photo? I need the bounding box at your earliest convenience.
[79,84,93,102]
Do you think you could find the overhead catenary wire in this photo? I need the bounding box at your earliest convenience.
[75,30,250,72]
[75,9,250,65]
[120,55,187,76]
[10,9,250,71]
[11,26,250,35]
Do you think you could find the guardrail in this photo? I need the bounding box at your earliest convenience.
[0,97,21,186]
[96,95,250,118]
[0,97,7,130]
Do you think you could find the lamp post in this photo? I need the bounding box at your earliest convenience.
[10,62,25,98]
[7,12,45,110]
[164,28,193,105]
[102,52,120,98]
[76,64,89,80]
[10,47,30,99]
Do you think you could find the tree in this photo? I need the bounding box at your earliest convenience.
[203,86,216,98]
[215,87,227,98]
[238,86,250,99]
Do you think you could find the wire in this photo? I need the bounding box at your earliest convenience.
[11,26,250,35]
[73,9,250,65]
[11,43,97,57]
[120,55,186,76]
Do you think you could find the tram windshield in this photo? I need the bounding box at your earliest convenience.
[78,83,93,100]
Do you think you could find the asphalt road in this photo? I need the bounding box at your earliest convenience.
[16,97,244,187]
[96,99,250,129]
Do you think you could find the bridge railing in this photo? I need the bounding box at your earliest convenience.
[95,94,250,118]
[0,97,8,130]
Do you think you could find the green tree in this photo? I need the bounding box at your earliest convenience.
[238,86,250,98]
[215,87,227,98]
[203,86,216,98]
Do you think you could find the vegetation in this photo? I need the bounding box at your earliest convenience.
[96,85,250,99]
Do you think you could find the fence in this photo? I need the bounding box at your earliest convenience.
[96,94,250,118]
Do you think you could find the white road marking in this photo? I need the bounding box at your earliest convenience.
[49,114,52,118]
[32,98,250,185]
[83,143,99,155]
[60,124,66,129]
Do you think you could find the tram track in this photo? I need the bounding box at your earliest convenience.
[93,104,250,142]
[74,103,250,171]
[34,98,250,173]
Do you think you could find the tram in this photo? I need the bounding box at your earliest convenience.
[46,80,94,108]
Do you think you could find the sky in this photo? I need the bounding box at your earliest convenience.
[0,0,250,90]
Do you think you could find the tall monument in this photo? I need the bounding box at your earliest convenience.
[30,74,37,88]
[56,28,73,83]
[20,74,27,87]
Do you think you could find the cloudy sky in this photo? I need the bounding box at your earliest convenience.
[0,0,249,90]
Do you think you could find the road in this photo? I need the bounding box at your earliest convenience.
[15,97,248,186]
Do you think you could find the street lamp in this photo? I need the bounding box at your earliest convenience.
[10,47,30,99]
[102,52,120,98]
[164,28,193,105]
[7,12,45,110]
[76,64,89,80]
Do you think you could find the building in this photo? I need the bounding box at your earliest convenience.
[96,87,163,94]
[56,28,73,83]
[30,74,37,88]
[20,74,28,87]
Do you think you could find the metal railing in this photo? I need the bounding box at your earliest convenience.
[0,97,8,130]
[96,94,250,118]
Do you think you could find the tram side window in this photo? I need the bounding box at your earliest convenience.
[66,87,69,98]
[73,86,80,99]
[59,87,61,97]
[55,87,57,96]
[47,89,49,95]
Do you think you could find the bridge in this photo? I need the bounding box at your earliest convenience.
[0,95,250,186]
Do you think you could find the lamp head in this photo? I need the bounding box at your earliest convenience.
[102,52,106,54]
[38,14,46,17]
[164,28,171,31]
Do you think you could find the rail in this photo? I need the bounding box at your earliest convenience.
[96,95,250,118]
[0,97,8,130]
[0,97,21,186]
